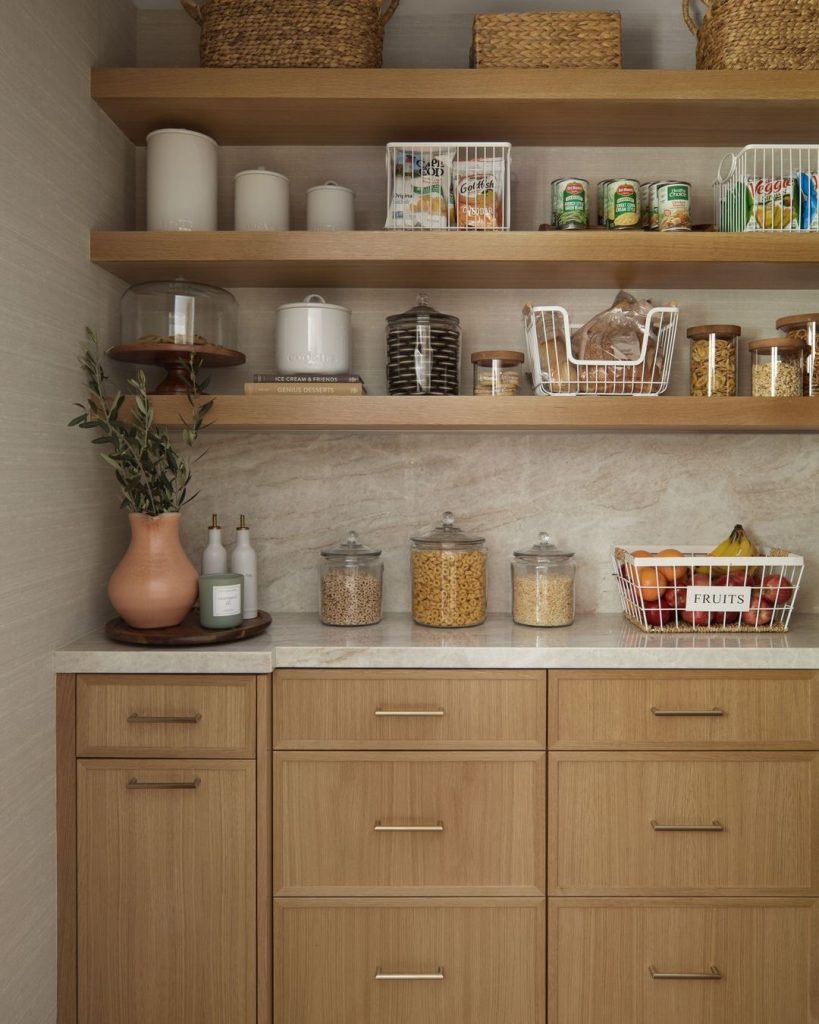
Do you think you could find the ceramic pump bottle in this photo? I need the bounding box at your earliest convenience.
[230,515,258,619]
[202,514,228,575]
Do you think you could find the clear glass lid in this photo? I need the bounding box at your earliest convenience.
[387,293,460,328]
[513,531,574,562]
[411,511,484,548]
[321,530,381,560]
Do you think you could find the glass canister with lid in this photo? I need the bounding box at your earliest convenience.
[776,313,819,396]
[411,512,486,628]
[512,532,576,627]
[120,278,238,347]
[319,531,383,626]
[386,294,461,395]
[749,337,806,397]
[686,324,740,397]
[471,350,524,395]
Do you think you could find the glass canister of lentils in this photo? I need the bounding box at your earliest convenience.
[776,313,819,396]
[749,337,806,397]
[386,293,461,396]
[411,512,486,628]
[687,324,740,397]
[320,531,383,626]
[511,532,576,628]
[471,350,524,395]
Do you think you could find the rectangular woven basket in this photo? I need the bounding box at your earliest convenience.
[683,0,819,70]
[471,10,622,69]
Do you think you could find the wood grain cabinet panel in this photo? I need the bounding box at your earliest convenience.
[275,898,545,1024]
[77,759,256,1024]
[549,751,819,896]
[548,670,819,750]
[274,751,545,895]
[76,674,256,757]
[549,898,819,1024]
[273,669,546,749]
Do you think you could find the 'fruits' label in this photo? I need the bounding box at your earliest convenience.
[686,586,752,610]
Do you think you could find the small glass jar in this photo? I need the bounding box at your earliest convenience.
[471,350,524,395]
[511,532,576,628]
[411,512,486,628]
[686,324,740,397]
[319,531,383,626]
[749,337,806,397]
[776,313,819,396]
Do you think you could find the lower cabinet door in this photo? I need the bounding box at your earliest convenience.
[549,898,819,1024]
[77,760,256,1024]
[274,898,546,1024]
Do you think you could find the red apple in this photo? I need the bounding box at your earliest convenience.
[760,574,795,606]
[642,601,672,628]
[741,595,774,627]
[680,608,711,626]
[662,585,687,609]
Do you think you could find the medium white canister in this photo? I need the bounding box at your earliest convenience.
[146,128,218,231]
[306,181,355,231]
[234,167,290,231]
[276,295,351,374]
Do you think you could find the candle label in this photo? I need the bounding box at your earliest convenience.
[212,584,242,617]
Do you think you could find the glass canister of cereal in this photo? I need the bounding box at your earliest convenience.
[411,512,486,628]
[749,337,807,397]
[687,324,741,397]
[320,530,383,627]
[776,313,819,396]
[512,532,576,628]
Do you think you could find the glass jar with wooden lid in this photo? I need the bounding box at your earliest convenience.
[776,313,819,396]
[749,337,807,397]
[471,350,524,395]
[686,324,740,397]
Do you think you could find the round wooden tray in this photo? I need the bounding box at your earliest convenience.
[107,342,245,395]
[105,610,271,647]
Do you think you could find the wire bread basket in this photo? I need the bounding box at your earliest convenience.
[715,145,819,232]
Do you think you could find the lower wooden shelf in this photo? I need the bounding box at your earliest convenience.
[131,394,819,433]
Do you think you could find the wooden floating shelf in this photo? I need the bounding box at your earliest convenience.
[131,395,819,433]
[91,68,819,147]
[92,230,819,290]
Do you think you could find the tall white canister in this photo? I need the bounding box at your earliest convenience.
[306,181,355,231]
[234,167,290,231]
[146,128,218,231]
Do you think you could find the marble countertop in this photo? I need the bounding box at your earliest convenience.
[54,613,819,673]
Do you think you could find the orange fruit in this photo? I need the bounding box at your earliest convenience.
[638,565,667,603]
[626,549,652,584]
[656,548,687,583]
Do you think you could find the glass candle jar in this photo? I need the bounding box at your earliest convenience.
[776,313,819,396]
[411,512,486,628]
[319,531,383,626]
[511,532,576,627]
[686,324,740,397]
[471,350,524,395]
[749,337,806,397]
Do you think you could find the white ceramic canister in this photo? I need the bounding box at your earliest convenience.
[147,128,218,231]
[306,181,355,231]
[234,167,290,231]
[276,294,351,374]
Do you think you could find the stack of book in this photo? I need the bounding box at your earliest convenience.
[244,373,367,395]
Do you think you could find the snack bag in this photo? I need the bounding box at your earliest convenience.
[386,149,454,230]
[797,172,819,230]
[454,155,506,229]
[746,177,797,231]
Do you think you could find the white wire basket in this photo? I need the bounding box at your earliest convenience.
[523,305,679,396]
[715,144,819,232]
[613,545,805,633]
[385,142,511,231]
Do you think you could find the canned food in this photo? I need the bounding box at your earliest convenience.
[649,181,668,231]
[640,183,652,230]
[550,178,559,226]
[609,179,640,229]
[597,179,611,226]
[553,178,589,229]
[657,181,691,231]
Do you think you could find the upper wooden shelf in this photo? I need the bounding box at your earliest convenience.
[92,230,819,290]
[137,395,819,433]
[91,68,819,147]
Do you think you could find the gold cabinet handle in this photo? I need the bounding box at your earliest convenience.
[374,821,444,832]
[651,819,724,832]
[375,967,445,981]
[649,965,722,981]
[127,777,201,790]
[651,707,724,717]
[374,708,445,717]
[127,712,202,724]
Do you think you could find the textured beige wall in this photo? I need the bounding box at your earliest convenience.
[0,1,135,1020]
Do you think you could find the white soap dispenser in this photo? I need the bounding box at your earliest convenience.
[202,513,228,575]
[230,514,258,620]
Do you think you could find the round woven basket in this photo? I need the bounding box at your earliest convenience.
[182,0,399,69]
[684,0,819,70]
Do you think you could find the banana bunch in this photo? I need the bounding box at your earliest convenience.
[698,524,759,575]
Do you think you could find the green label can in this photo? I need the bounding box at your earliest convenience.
[611,179,640,229]
[553,178,589,229]
[657,181,692,231]
[597,179,611,226]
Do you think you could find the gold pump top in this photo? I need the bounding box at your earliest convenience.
[209,513,220,529]
[238,514,248,530]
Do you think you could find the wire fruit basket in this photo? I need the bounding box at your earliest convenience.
[523,305,679,396]
[715,145,819,232]
[613,545,804,633]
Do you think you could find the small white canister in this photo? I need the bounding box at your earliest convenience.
[147,128,218,231]
[234,167,290,231]
[306,181,355,231]
[276,294,351,374]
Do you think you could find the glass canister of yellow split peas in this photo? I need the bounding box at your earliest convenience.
[410,511,486,628]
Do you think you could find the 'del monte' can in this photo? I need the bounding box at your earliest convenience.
[610,178,641,229]
[657,181,692,231]
[598,179,611,226]
[553,178,589,229]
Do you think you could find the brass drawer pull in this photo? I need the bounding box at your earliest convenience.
[127,777,201,791]
[649,965,722,981]
[127,712,203,724]
[651,819,724,832]
[651,707,724,717]
[374,821,444,832]
[375,708,445,717]
[375,967,445,981]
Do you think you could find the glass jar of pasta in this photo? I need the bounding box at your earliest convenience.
[749,337,806,397]
[686,324,740,397]
[410,512,486,628]
[776,313,819,396]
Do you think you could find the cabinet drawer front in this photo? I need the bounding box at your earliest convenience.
[275,752,545,895]
[549,670,819,749]
[549,752,819,895]
[274,669,545,749]
[275,898,545,1024]
[77,674,256,757]
[549,898,819,1024]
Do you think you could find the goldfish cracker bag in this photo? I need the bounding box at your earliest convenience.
[454,155,506,230]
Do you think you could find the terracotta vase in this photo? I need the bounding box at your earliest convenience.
[108,512,198,628]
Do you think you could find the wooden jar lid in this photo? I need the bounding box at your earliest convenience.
[747,336,808,353]
[471,350,525,364]
[686,324,741,340]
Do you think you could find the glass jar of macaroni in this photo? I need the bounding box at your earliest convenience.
[686,324,740,397]
[410,512,486,628]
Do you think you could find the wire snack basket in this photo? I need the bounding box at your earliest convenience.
[715,144,819,232]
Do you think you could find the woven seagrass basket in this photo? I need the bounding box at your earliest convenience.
[181,0,400,69]
[471,10,622,69]
[684,0,819,70]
